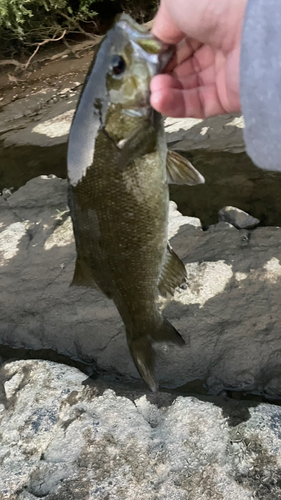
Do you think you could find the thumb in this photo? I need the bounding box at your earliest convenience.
[152,2,184,44]
[153,0,244,50]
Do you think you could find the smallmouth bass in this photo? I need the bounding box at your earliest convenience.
[67,14,204,391]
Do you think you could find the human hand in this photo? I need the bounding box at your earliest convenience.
[151,0,246,118]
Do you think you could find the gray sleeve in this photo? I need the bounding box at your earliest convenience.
[240,0,281,171]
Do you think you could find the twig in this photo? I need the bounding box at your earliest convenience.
[0,59,26,69]
[63,38,80,58]
[0,19,149,74]
[35,39,98,63]
[8,73,31,85]
[58,11,99,41]
[24,29,67,69]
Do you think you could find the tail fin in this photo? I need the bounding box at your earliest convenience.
[128,336,158,392]
[128,319,185,392]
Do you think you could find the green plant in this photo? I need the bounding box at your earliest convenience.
[0,0,158,59]
[0,0,100,51]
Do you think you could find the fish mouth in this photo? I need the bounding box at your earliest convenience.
[157,41,175,73]
[116,16,175,115]
[117,17,175,76]
[133,35,175,76]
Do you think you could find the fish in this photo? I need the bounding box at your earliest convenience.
[67,13,204,391]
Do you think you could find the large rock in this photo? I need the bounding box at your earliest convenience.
[165,114,245,153]
[2,86,281,226]
[0,93,246,195]
[165,115,281,227]
[1,359,281,500]
[1,90,240,195]
[0,86,79,191]
[218,206,260,229]
[0,176,281,397]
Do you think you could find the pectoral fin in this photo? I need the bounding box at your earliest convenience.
[158,243,187,296]
[166,150,205,185]
[104,121,157,169]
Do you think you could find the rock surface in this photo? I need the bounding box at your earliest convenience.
[165,114,245,153]
[0,86,79,191]
[1,88,281,227]
[1,359,281,500]
[0,176,281,397]
[218,206,260,229]
[0,90,244,152]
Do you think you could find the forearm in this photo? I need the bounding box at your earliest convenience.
[240,0,281,171]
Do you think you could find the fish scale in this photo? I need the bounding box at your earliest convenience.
[73,125,166,307]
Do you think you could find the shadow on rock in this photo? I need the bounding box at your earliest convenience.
[0,175,281,400]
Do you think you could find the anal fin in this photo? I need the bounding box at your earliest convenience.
[71,257,113,298]
[71,256,99,289]
[166,150,205,185]
[158,244,187,296]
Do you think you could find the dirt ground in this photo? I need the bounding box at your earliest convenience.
[0,46,94,107]
[0,18,154,107]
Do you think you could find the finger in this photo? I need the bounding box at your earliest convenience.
[150,74,183,93]
[165,38,202,72]
[151,85,226,118]
[195,65,216,87]
[151,73,199,93]
[152,2,184,44]
[154,0,239,49]
[172,45,215,80]
[172,61,216,88]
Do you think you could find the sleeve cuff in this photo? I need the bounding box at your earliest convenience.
[240,0,281,171]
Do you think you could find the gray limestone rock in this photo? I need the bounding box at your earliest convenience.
[168,200,201,239]
[0,176,281,397]
[0,88,246,194]
[165,114,246,153]
[0,87,80,191]
[1,89,281,228]
[0,91,243,152]
[219,206,260,229]
[1,359,281,500]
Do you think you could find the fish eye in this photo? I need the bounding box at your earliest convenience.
[111,55,126,76]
